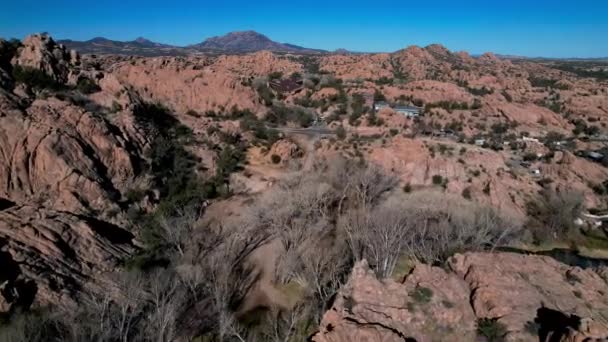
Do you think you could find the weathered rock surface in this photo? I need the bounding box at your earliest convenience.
[267,139,302,164]
[11,33,78,83]
[314,260,477,342]
[449,252,608,341]
[315,253,608,342]
[0,204,136,313]
[0,34,147,314]
[0,95,143,214]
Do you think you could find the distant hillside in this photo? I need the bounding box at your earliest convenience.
[189,31,326,54]
[58,31,327,56]
[58,37,187,56]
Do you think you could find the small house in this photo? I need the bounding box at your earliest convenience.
[373,101,422,117]
[521,136,541,144]
[269,78,303,93]
[475,139,486,146]
[587,151,604,161]
[373,101,390,112]
[394,105,422,117]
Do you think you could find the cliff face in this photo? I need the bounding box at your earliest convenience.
[0,34,145,314]
[314,253,608,342]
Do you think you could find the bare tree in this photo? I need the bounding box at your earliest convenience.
[144,270,183,342]
[260,302,311,342]
[158,205,200,257]
[340,201,413,278]
[526,188,584,241]
[341,191,519,276]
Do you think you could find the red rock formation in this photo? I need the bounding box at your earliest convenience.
[315,253,608,342]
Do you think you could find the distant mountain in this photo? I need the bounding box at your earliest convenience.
[189,31,326,54]
[58,37,186,56]
[493,53,608,62]
[58,31,328,56]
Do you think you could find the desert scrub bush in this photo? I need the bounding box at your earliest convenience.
[477,318,507,341]
[525,188,584,242]
[432,174,444,185]
[335,125,347,140]
[265,103,314,127]
[462,187,472,200]
[403,183,412,193]
[271,154,281,164]
[76,77,101,94]
[410,286,433,304]
[342,190,519,272]
[12,65,62,90]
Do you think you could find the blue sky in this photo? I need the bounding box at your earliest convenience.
[1,0,607,57]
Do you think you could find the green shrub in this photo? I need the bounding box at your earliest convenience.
[410,286,433,304]
[526,189,584,242]
[432,175,443,185]
[111,101,122,112]
[462,187,472,200]
[125,188,146,203]
[403,183,412,193]
[483,183,491,195]
[266,104,314,127]
[268,71,283,80]
[12,65,62,90]
[185,109,201,118]
[373,88,387,100]
[477,318,507,341]
[336,125,347,140]
[523,153,537,162]
[76,77,101,94]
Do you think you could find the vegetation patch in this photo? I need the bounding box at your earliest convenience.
[410,286,433,304]
[477,318,507,341]
[12,65,63,90]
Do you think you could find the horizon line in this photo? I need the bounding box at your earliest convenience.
[3,30,608,60]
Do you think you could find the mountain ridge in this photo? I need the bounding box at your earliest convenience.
[53,31,608,60]
[58,30,327,56]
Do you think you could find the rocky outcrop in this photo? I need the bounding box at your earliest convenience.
[0,35,148,315]
[314,260,478,342]
[267,139,302,164]
[0,95,143,214]
[0,204,135,313]
[449,252,608,341]
[11,33,79,83]
[316,253,608,342]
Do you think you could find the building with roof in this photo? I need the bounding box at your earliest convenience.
[373,101,422,117]
[269,78,303,93]
[393,105,422,117]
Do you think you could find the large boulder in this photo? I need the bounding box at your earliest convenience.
[314,260,477,342]
[267,139,302,164]
[449,252,608,341]
[0,95,144,214]
[315,253,608,342]
[0,204,136,313]
[11,33,78,83]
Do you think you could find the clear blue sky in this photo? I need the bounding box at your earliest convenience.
[1,0,607,58]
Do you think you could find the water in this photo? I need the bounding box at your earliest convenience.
[497,246,608,269]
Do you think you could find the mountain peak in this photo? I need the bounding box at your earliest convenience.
[190,30,323,53]
[134,37,152,44]
[88,37,112,43]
